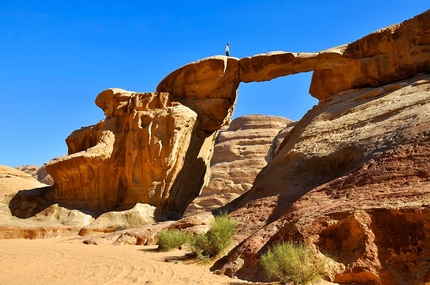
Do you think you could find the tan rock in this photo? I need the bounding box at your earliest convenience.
[0,165,93,239]
[79,203,157,236]
[15,165,54,185]
[185,115,293,215]
[157,56,241,133]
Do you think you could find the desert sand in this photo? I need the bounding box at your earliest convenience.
[0,237,254,285]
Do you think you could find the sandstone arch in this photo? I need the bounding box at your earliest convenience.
[44,10,430,226]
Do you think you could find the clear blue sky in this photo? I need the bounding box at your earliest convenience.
[1,1,428,167]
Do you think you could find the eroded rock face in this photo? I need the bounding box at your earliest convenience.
[46,89,217,220]
[45,55,243,223]
[185,115,293,215]
[220,75,430,284]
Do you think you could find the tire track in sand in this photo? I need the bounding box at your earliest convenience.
[0,239,207,285]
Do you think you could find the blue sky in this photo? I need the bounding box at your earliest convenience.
[1,1,428,167]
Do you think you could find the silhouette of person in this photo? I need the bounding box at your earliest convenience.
[225,43,230,56]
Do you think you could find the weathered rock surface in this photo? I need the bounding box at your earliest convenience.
[157,56,241,133]
[185,115,293,215]
[46,89,220,221]
[40,9,429,229]
[0,165,46,195]
[219,75,430,284]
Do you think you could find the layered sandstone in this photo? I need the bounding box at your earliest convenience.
[185,115,293,215]
[219,74,430,284]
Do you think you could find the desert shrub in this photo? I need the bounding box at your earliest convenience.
[190,212,237,261]
[260,241,327,285]
[156,229,193,252]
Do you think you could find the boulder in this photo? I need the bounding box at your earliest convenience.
[78,203,157,236]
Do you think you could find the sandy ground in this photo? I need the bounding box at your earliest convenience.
[0,167,254,285]
[0,238,256,285]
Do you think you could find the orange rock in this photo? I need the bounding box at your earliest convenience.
[46,89,216,220]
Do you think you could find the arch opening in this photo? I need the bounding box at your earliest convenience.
[234,71,317,121]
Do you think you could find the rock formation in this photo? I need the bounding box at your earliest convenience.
[46,89,225,220]
[185,115,294,216]
[214,10,430,285]
[4,10,430,285]
[220,74,430,284]
[239,10,430,100]
[0,165,90,239]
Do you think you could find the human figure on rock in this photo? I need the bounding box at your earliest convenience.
[225,43,230,56]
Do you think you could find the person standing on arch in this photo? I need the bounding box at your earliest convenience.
[225,43,230,56]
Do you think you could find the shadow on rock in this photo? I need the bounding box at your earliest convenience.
[8,187,99,219]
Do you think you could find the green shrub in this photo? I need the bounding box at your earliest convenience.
[260,241,327,285]
[156,229,193,252]
[190,212,237,261]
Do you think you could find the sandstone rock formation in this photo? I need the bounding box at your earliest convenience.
[239,10,430,100]
[185,115,294,216]
[46,89,219,220]
[0,165,46,193]
[45,54,243,220]
[42,9,429,227]
[4,15,429,285]
[218,72,430,284]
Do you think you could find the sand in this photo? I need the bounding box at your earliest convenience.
[0,238,255,285]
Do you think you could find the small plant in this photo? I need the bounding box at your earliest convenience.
[190,212,237,262]
[260,241,327,285]
[156,229,193,252]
